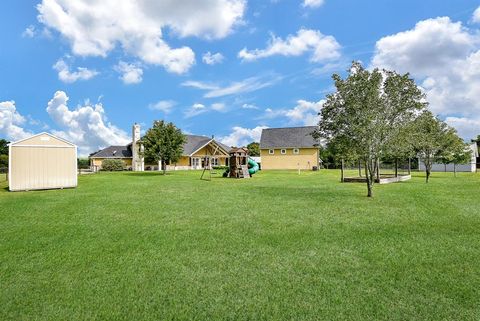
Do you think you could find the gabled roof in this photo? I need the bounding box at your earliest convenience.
[90,145,132,158]
[184,135,231,156]
[9,132,77,147]
[89,135,231,159]
[260,126,319,149]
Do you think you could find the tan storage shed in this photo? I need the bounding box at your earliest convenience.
[9,132,77,191]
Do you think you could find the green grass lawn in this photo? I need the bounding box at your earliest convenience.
[1,170,479,320]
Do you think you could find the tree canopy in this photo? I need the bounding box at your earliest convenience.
[246,142,260,156]
[0,139,9,155]
[314,61,427,197]
[142,120,186,175]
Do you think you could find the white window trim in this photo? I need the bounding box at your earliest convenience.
[269,149,275,155]
[293,148,299,155]
[281,149,287,155]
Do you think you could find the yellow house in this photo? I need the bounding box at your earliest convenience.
[89,128,231,171]
[260,126,320,170]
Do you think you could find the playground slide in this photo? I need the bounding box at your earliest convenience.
[248,158,260,175]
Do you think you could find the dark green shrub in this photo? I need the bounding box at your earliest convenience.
[77,158,90,169]
[101,159,125,171]
[213,165,228,170]
[0,154,8,168]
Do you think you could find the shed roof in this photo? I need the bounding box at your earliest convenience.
[9,132,76,147]
[260,126,319,149]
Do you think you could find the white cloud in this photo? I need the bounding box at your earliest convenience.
[37,0,246,74]
[149,100,176,113]
[184,102,226,118]
[238,28,341,63]
[45,91,130,155]
[184,103,207,118]
[0,101,32,141]
[211,103,226,111]
[303,0,324,8]
[53,59,98,83]
[242,103,259,110]
[372,17,480,139]
[261,100,324,126]
[218,126,268,147]
[115,61,143,84]
[182,75,282,98]
[473,6,480,24]
[22,25,36,38]
[445,117,480,140]
[202,52,225,65]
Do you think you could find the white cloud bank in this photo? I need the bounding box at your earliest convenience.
[53,59,98,83]
[46,91,130,155]
[149,100,176,114]
[238,28,340,63]
[218,126,268,147]
[37,0,246,74]
[0,101,32,141]
[372,16,480,139]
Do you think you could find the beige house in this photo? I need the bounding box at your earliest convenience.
[9,132,77,191]
[90,125,231,170]
[260,126,320,170]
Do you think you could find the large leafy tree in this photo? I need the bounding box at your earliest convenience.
[314,62,426,197]
[0,139,9,155]
[411,111,462,182]
[246,142,260,156]
[142,120,186,175]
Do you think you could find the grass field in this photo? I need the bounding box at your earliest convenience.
[1,170,479,320]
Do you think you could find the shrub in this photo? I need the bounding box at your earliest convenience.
[77,158,90,169]
[0,154,8,168]
[101,159,125,171]
[213,165,228,170]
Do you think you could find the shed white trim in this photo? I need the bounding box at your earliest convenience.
[9,132,77,147]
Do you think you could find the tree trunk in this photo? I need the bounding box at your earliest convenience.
[340,158,345,183]
[358,160,362,177]
[395,158,398,177]
[444,163,447,172]
[408,158,411,175]
[365,158,374,198]
[376,158,380,182]
[454,163,457,177]
[426,165,431,183]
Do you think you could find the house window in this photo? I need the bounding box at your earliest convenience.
[269,149,275,155]
[281,149,287,155]
[293,148,299,155]
[211,157,219,166]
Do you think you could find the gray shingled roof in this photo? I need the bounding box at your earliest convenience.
[90,135,231,158]
[90,145,132,158]
[260,126,319,149]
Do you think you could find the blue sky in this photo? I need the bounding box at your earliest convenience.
[1,0,480,155]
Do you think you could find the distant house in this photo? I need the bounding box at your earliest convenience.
[418,142,479,173]
[90,124,231,171]
[260,126,320,170]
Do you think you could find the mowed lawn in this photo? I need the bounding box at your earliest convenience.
[1,170,479,320]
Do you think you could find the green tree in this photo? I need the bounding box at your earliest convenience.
[0,154,8,168]
[246,142,260,156]
[314,62,426,197]
[143,120,186,175]
[411,111,462,183]
[0,139,9,155]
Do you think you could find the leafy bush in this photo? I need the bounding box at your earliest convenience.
[213,165,228,170]
[0,154,8,168]
[101,159,125,171]
[77,158,90,169]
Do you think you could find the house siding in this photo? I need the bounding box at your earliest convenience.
[260,148,319,170]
